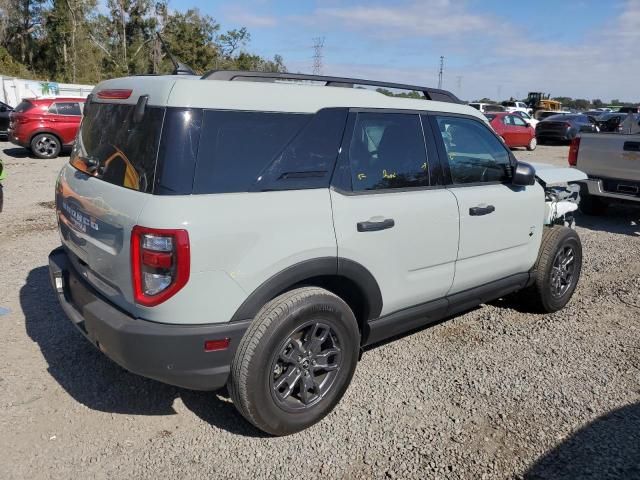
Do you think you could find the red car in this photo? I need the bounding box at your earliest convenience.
[8,97,85,159]
[485,112,537,151]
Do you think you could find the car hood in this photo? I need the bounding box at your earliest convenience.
[529,162,587,185]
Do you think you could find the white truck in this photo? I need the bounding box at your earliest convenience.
[570,127,640,214]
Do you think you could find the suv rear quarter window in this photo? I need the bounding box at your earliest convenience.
[193,111,311,194]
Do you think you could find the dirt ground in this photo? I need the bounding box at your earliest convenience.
[0,142,638,479]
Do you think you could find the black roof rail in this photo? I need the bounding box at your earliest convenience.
[201,70,462,104]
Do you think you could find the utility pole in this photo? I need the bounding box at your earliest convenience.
[456,75,462,95]
[438,56,444,89]
[312,37,325,75]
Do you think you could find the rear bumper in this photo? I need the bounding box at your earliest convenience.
[7,129,27,147]
[537,131,573,141]
[582,178,640,203]
[48,247,251,391]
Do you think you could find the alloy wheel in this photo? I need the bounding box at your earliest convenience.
[270,320,342,411]
[34,136,58,158]
[550,245,575,297]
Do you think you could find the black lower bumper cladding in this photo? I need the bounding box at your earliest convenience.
[48,247,251,391]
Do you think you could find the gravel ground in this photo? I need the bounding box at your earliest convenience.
[0,142,638,480]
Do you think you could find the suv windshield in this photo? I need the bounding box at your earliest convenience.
[70,103,165,192]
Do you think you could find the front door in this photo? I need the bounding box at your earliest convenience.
[430,114,544,293]
[331,111,460,316]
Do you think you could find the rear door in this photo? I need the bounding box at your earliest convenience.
[49,101,83,143]
[330,111,459,316]
[430,114,544,293]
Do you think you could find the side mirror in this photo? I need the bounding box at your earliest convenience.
[512,161,536,186]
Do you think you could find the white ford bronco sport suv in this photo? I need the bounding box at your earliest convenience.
[48,71,587,435]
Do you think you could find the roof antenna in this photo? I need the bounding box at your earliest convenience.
[156,32,196,76]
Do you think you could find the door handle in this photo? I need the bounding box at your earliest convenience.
[469,204,495,216]
[357,218,395,232]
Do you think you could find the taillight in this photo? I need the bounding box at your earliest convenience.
[131,226,190,306]
[568,136,580,166]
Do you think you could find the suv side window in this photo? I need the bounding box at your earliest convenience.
[52,102,82,116]
[349,112,429,191]
[193,111,311,194]
[435,116,511,184]
[253,108,348,191]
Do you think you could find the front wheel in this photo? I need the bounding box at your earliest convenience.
[229,287,360,435]
[527,226,582,313]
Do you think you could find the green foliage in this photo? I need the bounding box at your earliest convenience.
[0,0,286,82]
[0,45,34,77]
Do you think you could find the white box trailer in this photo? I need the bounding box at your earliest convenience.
[0,76,94,107]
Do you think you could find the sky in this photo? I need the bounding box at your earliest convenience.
[171,0,640,102]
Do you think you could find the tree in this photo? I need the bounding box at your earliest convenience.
[161,8,218,74]
[592,99,603,108]
[42,0,100,82]
[2,0,46,70]
[0,1,287,82]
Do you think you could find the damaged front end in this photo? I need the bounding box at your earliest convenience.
[529,162,588,228]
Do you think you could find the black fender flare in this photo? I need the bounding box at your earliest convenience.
[230,257,383,322]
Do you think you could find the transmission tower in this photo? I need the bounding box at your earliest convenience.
[312,37,325,75]
[438,56,444,89]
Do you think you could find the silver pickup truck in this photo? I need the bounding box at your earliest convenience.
[570,128,640,214]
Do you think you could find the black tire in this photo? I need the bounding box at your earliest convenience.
[527,226,582,313]
[30,133,61,159]
[579,192,608,216]
[229,287,360,436]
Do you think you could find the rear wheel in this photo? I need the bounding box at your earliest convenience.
[30,133,61,159]
[229,287,360,436]
[526,226,582,313]
[526,137,537,151]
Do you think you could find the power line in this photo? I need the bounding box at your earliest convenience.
[312,37,325,75]
[438,56,444,89]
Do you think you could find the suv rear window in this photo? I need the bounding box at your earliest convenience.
[13,100,34,113]
[71,103,165,192]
